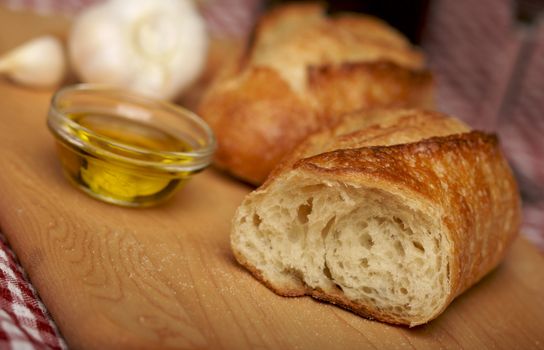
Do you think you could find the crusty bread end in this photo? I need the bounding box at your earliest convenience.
[231,109,520,326]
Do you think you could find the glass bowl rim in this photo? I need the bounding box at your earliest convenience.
[47,84,216,171]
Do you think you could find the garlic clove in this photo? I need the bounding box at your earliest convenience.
[0,35,66,88]
[68,0,208,100]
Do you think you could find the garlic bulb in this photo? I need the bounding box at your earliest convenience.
[68,0,208,100]
[0,35,66,88]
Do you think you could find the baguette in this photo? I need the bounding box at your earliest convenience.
[199,3,433,185]
[231,109,521,326]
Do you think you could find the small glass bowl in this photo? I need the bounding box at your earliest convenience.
[47,84,216,207]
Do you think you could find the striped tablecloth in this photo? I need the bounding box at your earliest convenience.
[424,0,544,250]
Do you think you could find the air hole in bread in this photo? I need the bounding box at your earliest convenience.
[297,198,313,224]
[323,264,344,292]
[400,287,408,295]
[360,258,369,268]
[393,216,406,229]
[323,264,333,279]
[394,241,405,257]
[412,241,425,253]
[375,217,386,225]
[321,216,335,239]
[252,213,262,227]
[394,216,414,236]
[283,267,306,288]
[360,232,374,249]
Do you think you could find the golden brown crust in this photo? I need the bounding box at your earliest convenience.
[200,67,319,184]
[308,62,434,118]
[198,3,434,185]
[301,131,519,324]
[232,109,521,326]
[264,108,469,187]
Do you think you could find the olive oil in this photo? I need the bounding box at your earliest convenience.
[56,112,196,207]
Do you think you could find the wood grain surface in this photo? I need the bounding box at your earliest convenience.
[0,7,544,350]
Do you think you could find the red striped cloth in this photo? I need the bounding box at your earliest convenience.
[0,0,263,37]
[499,20,544,250]
[423,0,544,252]
[0,234,66,349]
[200,0,262,38]
[423,0,520,131]
[1,0,99,14]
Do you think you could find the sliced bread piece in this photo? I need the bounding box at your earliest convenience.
[199,3,433,185]
[231,109,520,326]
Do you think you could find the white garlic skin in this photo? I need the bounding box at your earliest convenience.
[68,0,208,100]
[0,35,66,88]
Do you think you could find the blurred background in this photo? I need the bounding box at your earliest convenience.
[0,1,542,348]
[0,0,542,248]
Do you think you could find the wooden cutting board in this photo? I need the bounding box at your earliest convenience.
[1,7,544,350]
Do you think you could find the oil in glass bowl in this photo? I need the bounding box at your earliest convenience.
[48,85,215,207]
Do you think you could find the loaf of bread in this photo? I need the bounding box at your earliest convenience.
[198,3,434,185]
[231,109,521,326]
